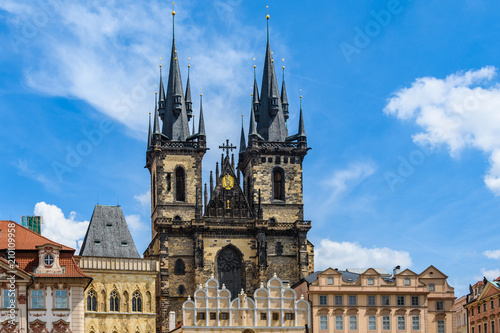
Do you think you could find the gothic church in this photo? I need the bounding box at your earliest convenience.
[143,11,314,333]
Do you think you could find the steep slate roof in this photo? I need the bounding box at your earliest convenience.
[79,205,140,259]
[0,220,73,251]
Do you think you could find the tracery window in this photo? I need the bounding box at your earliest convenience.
[175,167,186,201]
[87,290,97,311]
[132,291,142,312]
[110,290,119,312]
[273,168,285,200]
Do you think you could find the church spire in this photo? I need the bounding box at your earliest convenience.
[158,64,166,119]
[281,62,289,121]
[147,112,152,151]
[153,91,160,135]
[162,8,190,141]
[185,62,193,120]
[198,93,206,137]
[253,64,260,121]
[239,114,246,153]
[257,11,288,141]
[298,95,306,138]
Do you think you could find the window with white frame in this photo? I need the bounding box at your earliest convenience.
[335,295,343,305]
[349,315,357,330]
[54,290,67,309]
[368,295,376,306]
[367,277,374,285]
[368,315,376,330]
[382,295,390,306]
[382,316,390,330]
[411,296,419,306]
[320,315,328,330]
[335,315,343,330]
[349,295,357,306]
[397,296,405,306]
[2,290,14,309]
[436,301,444,311]
[437,320,445,333]
[428,283,435,291]
[319,295,327,305]
[31,290,43,309]
[397,316,406,330]
[404,278,411,286]
[412,316,420,330]
[327,277,334,285]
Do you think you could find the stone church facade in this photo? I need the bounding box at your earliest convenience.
[143,12,314,333]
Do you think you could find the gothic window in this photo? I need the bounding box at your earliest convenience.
[217,246,244,299]
[167,173,171,192]
[110,290,119,312]
[276,242,283,256]
[87,290,97,312]
[152,174,156,208]
[174,215,182,221]
[174,259,185,275]
[132,291,142,312]
[175,167,186,201]
[273,168,285,200]
[178,285,185,295]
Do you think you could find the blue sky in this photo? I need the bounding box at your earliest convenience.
[1,0,500,297]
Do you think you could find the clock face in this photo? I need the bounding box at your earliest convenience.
[222,174,234,190]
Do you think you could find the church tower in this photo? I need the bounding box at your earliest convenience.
[144,10,313,333]
[144,9,207,333]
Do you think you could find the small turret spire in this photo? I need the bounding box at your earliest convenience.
[185,61,193,119]
[147,111,152,151]
[249,96,258,137]
[281,60,289,121]
[158,62,166,118]
[298,95,306,138]
[239,114,246,153]
[192,114,195,135]
[153,92,161,134]
[198,93,206,136]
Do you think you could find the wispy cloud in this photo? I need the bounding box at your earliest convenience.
[483,249,500,260]
[384,66,500,195]
[315,239,412,271]
[134,190,151,210]
[16,160,60,192]
[475,268,500,281]
[125,214,147,233]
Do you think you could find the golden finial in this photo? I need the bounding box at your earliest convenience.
[175,57,177,60]
[254,65,256,68]
[149,111,151,114]
[266,5,269,20]
[300,88,302,99]
[188,57,191,68]
[200,87,202,96]
[159,56,162,68]
[172,2,175,15]
[155,91,157,95]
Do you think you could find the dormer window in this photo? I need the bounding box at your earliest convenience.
[44,254,54,266]
[121,242,128,247]
[106,223,113,228]
[94,240,101,244]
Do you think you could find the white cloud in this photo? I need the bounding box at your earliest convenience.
[34,202,89,251]
[483,250,500,260]
[125,214,148,233]
[475,268,500,281]
[315,239,412,271]
[134,190,151,209]
[384,66,500,195]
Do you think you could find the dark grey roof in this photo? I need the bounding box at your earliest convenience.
[305,271,322,284]
[341,270,360,282]
[79,205,141,259]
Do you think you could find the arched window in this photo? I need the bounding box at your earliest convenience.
[175,167,186,201]
[276,242,283,256]
[173,215,182,221]
[178,285,186,295]
[174,259,185,275]
[273,168,285,200]
[152,174,156,208]
[132,291,142,312]
[110,290,119,312]
[87,290,97,312]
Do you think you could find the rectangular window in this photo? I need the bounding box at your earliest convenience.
[484,303,487,312]
[368,295,376,306]
[411,296,419,306]
[397,296,405,306]
[273,313,279,320]
[428,283,435,291]
[2,290,14,309]
[320,315,328,330]
[368,316,376,330]
[349,315,358,330]
[260,312,266,320]
[335,315,343,330]
[285,313,294,320]
[479,324,482,333]
[412,316,420,330]
[404,278,411,286]
[436,301,444,311]
[219,312,229,320]
[398,316,406,330]
[319,295,327,305]
[367,277,375,285]
[327,277,334,285]
[210,312,216,320]
[437,321,445,333]
[349,295,357,306]
[491,321,495,333]
[472,327,475,333]
[31,290,43,309]
[472,308,474,316]
[335,295,343,306]
[383,316,390,330]
[484,323,488,333]
[478,305,481,313]
[54,290,67,309]
[197,312,205,320]
[492,300,495,309]
[382,295,390,306]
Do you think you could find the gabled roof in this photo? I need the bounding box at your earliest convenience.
[79,205,140,259]
[419,265,448,279]
[397,268,418,276]
[477,280,500,301]
[0,220,73,251]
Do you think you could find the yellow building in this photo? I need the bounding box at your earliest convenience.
[452,295,467,333]
[296,265,455,333]
[173,274,310,333]
[78,205,158,333]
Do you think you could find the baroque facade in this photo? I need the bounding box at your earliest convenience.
[79,205,157,333]
[143,11,314,333]
[295,266,455,333]
[465,277,500,333]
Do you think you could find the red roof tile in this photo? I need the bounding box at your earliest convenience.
[0,221,74,251]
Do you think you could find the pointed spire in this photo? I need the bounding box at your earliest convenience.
[153,92,161,134]
[192,114,195,135]
[298,95,306,138]
[281,62,289,121]
[253,64,260,121]
[158,63,166,118]
[266,6,270,43]
[249,98,258,136]
[147,112,152,151]
[198,93,206,136]
[239,114,246,153]
[172,2,176,38]
[185,62,193,119]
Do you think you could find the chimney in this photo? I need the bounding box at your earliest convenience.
[169,311,176,331]
[393,265,401,276]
